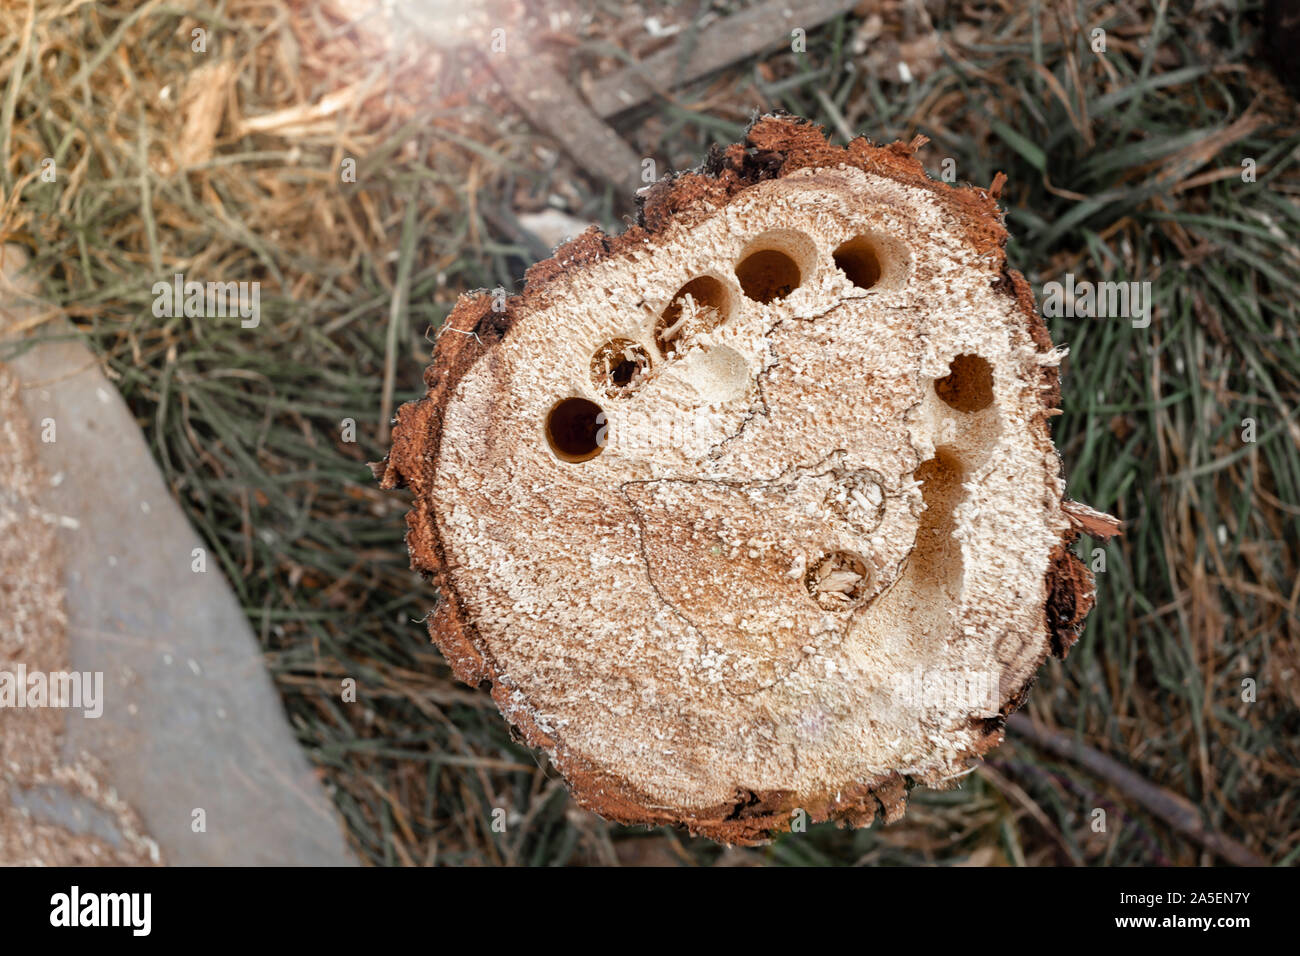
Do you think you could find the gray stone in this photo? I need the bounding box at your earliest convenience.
[1,246,354,865]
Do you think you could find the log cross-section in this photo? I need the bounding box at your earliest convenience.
[378,115,1117,844]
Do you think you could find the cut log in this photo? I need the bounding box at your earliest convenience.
[378,115,1118,844]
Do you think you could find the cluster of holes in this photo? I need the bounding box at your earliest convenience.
[935,354,994,412]
[546,229,896,462]
[806,550,871,610]
[734,230,886,303]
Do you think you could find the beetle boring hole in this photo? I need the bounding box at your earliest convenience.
[825,470,887,535]
[935,354,994,412]
[913,447,966,584]
[591,339,650,395]
[546,397,606,462]
[735,249,801,304]
[833,236,883,290]
[806,550,870,610]
[656,276,730,355]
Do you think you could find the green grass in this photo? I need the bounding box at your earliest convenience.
[3,0,1297,865]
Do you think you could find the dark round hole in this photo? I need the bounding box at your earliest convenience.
[735,249,801,303]
[833,236,882,289]
[611,360,636,385]
[655,276,730,354]
[591,339,651,395]
[935,354,994,412]
[546,397,606,462]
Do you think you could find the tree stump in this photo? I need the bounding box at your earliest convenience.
[378,115,1118,844]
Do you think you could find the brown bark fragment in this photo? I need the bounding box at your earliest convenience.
[1046,546,1097,660]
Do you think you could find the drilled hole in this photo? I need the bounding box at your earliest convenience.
[833,236,883,290]
[591,338,651,395]
[805,550,870,610]
[545,397,606,462]
[655,276,729,355]
[912,447,965,586]
[735,249,801,303]
[935,354,994,412]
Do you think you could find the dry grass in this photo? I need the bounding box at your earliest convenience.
[2,0,1297,865]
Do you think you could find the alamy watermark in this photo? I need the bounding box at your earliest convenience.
[1041,273,1152,329]
[604,406,729,458]
[0,664,103,718]
[890,665,1000,714]
[151,272,260,328]
[50,886,150,936]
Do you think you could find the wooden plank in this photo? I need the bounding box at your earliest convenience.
[488,51,643,193]
[586,0,861,118]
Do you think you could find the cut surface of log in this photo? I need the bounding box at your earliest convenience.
[378,115,1117,844]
